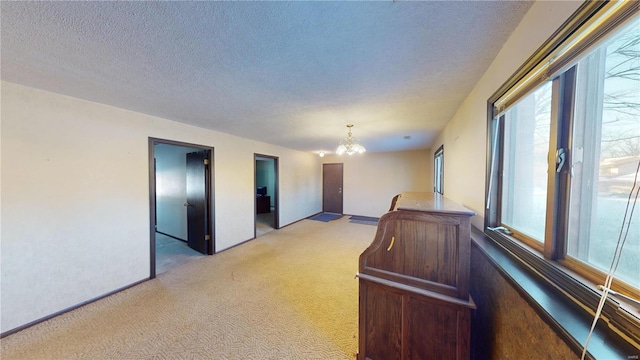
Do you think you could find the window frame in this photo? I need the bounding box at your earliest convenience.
[484,0,640,349]
[434,145,444,195]
[498,80,555,250]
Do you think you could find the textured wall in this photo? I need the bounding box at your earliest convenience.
[432,2,586,356]
[430,1,582,230]
[155,144,199,240]
[321,149,431,218]
[0,81,321,333]
[469,245,576,359]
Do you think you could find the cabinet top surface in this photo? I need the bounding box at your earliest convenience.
[396,192,475,216]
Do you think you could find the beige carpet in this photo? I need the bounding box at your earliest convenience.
[1,217,377,359]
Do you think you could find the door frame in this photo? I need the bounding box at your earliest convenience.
[254,154,279,238]
[148,137,215,279]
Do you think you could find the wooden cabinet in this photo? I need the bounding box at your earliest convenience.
[256,196,270,214]
[357,192,476,360]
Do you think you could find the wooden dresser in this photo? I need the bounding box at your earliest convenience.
[256,195,270,214]
[357,192,476,360]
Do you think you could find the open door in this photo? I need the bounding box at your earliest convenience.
[323,163,343,214]
[186,150,210,254]
[149,138,215,279]
[254,154,279,238]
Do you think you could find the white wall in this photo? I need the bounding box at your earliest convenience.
[430,1,583,229]
[0,81,321,333]
[322,149,431,218]
[155,144,198,240]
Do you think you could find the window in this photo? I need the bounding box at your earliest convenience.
[434,145,444,194]
[486,1,639,347]
[501,82,552,245]
[568,26,640,290]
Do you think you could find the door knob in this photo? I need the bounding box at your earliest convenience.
[184,203,191,207]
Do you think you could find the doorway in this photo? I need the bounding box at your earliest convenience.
[323,163,343,214]
[254,154,279,237]
[149,138,215,278]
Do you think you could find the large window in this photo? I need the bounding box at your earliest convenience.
[434,145,444,194]
[568,25,640,290]
[486,1,639,345]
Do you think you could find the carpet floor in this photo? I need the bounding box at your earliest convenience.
[256,211,276,237]
[156,232,205,275]
[1,216,377,359]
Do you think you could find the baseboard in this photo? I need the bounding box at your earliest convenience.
[285,214,323,227]
[220,213,322,253]
[306,211,323,219]
[216,237,256,253]
[1,278,149,338]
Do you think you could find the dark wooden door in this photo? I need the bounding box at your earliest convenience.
[186,150,209,254]
[323,163,343,214]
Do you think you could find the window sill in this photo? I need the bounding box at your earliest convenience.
[471,227,639,359]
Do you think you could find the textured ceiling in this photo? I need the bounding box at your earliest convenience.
[1,1,533,154]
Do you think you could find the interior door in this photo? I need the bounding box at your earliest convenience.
[186,150,209,254]
[323,163,343,214]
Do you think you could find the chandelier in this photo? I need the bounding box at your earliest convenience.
[336,124,366,155]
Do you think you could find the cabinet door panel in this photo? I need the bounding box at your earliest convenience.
[405,295,470,360]
[363,281,403,360]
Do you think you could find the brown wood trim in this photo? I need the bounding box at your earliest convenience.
[220,212,319,253]
[149,137,216,278]
[148,137,213,150]
[501,225,544,253]
[148,138,157,278]
[357,278,367,360]
[254,153,280,233]
[560,257,640,303]
[548,67,576,261]
[473,229,639,358]
[357,273,476,309]
[544,76,562,260]
[0,278,149,338]
[216,237,257,253]
[361,267,460,299]
[547,1,640,76]
[488,1,607,105]
[481,227,640,350]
